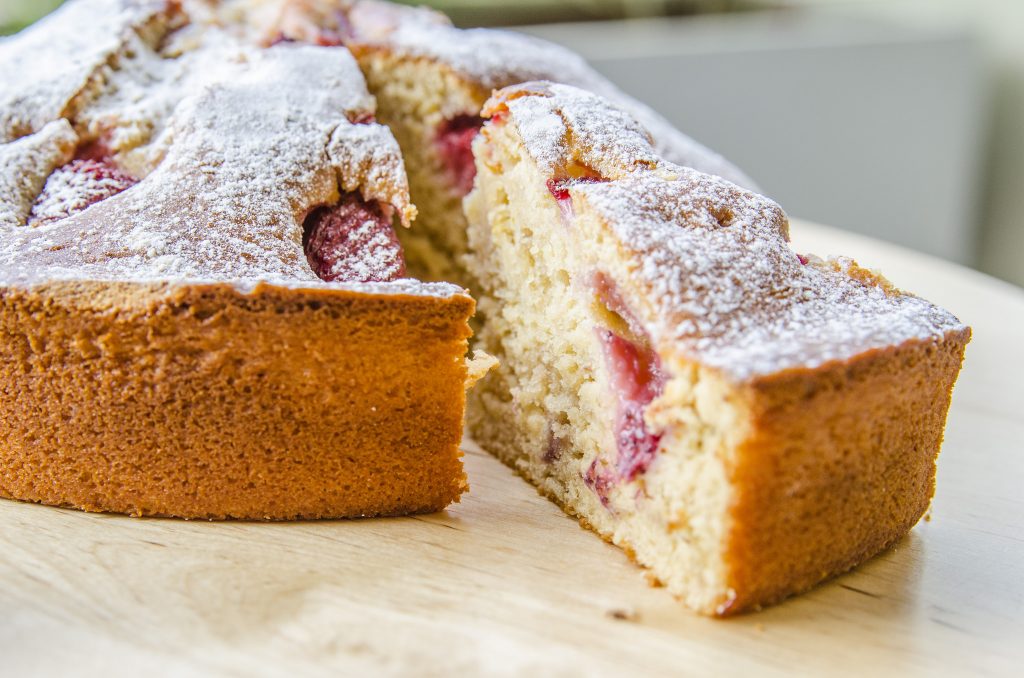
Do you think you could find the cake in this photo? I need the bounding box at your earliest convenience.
[217,0,756,284]
[462,82,970,615]
[0,0,483,519]
[2,0,970,615]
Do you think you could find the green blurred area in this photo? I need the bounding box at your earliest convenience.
[1,0,63,35]
[1,0,757,35]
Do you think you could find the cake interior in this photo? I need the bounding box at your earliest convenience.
[351,46,736,608]
[461,115,741,613]
[353,49,484,285]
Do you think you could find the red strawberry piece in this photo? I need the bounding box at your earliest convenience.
[435,114,483,196]
[597,328,667,481]
[303,193,406,283]
[29,157,137,225]
[546,173,606,221]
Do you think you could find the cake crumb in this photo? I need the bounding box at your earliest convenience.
[606,607,639,622]
[643,571,665,588]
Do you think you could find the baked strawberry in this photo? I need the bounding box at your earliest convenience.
[546,174,606,220]
[435,115,483,196]
[303,193,406,283]
[29,157,137,226]
[598,329,667,480]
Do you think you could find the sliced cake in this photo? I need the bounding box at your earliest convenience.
[463,82,969,614]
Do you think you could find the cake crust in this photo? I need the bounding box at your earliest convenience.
[0,279,473,519]
[722,331,969,613]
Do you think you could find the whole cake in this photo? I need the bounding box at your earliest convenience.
[463,82,969,614]
[1,0,969,615]
[0,0,481,519]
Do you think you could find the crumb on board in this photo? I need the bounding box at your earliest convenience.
[606,608,640,622]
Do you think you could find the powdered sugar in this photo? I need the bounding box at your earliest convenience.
[493,82,966,381]
[0,119,77,228]
[499,92,579,173]
[327,120,414,225]
[584,176,962,380]
[327,217,404,281]
[0,0,457,299]
[28,158,138,226]
[493,83,659,179]
[0,0,177,144]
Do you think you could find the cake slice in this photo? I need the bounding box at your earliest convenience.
[463,82,970,615]
[218,0,755,284]
[0,0,480,519]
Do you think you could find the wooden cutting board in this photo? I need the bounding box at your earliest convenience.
[1,221,1021,676]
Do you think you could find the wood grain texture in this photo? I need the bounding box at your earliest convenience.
[1,221,1021,676]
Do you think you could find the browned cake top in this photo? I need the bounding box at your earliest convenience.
[0,0,462,298]
[485,82,967,381]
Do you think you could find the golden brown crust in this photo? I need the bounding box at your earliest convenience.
[0,280,473,519]
[721,329,970,614]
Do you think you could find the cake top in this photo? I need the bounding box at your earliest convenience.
[0,0,461,298]
[485,82,967,381]
[215,0,755,189]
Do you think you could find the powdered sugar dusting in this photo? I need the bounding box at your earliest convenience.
[582,176,962,380]
[28,159,138,226]
[303,195,406,283]
[498,92,577,174]
[328,120,414,225]
[0,119,78,228]
[0,0,177,143]
[329,217,403,281]
[494,83,659,180]
[0,0,458,299]
[494,82,966,381]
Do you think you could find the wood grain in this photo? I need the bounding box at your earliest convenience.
[1,221,1021,676]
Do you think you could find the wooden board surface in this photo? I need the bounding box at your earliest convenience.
[1,221,1021,677]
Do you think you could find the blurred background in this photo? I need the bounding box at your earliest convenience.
[3,0,1021,288]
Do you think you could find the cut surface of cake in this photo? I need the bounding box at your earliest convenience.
[462,82,970,615]
[0,0,479,519]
